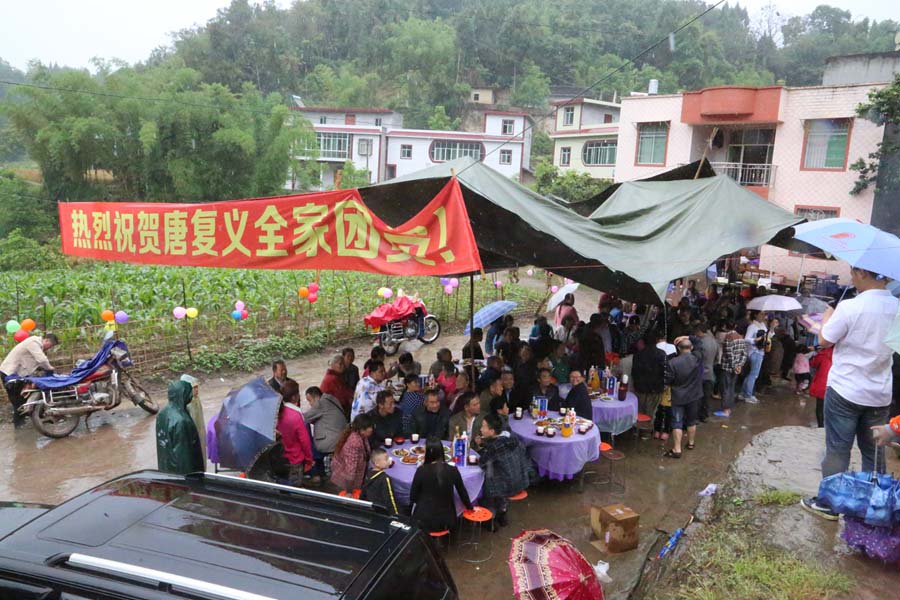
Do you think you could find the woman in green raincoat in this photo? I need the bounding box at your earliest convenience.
[156,380,204,474]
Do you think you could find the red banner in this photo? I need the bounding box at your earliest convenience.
[59,178,482,276]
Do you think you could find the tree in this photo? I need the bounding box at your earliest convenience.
[426,106,460,131]
[0,58,27,162]
[0,228,63,271]
[530,131,553,163]
[335,160,370,189]
[511,62,550,108]
[532,160,611,204]
[0,170,57,241]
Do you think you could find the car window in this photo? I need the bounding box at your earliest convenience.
[367,537,453,600]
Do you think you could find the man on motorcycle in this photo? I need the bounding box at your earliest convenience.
[0,333,59,428]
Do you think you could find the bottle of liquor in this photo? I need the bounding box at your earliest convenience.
[618,374,629,401]
[588,366,600,390]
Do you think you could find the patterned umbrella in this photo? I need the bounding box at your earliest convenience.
[465,300,518,335]
[508,529,604,600]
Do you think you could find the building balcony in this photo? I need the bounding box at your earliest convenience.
[710,162,775,187]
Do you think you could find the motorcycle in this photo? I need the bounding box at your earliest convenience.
[17,337,157,438]
[365,296,441,356]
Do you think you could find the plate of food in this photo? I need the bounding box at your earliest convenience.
[598,394,616,402]
[392,448,410,458]
[410,446,427,455]
[401,455,420,465]
[535,419,552,428]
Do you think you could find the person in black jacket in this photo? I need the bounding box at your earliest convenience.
[365,390,403,448]
[631,333,666,439]
[663,336,704,458]
[478,414,531,528]
[410,437,473,533]
[411,389,451,439]
[564,370,593,420]
[361,448,399,515]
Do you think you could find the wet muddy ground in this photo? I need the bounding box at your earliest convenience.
[1,286,892,598]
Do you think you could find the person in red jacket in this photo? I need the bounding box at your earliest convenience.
[809,346,834,428]
[320,354,353,415]
[277,379,314,486]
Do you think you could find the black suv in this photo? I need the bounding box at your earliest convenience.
[0,471,458,599]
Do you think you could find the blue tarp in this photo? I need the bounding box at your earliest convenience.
[18,340,127,389]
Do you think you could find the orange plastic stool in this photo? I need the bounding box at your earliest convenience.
[509,490,528,501]
[338,489,362,499]
[430,530,450,537]
[460,507,494,564]
[637,413,652,422]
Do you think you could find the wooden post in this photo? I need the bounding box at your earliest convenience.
[694,126,719,179]
[468,274,475,353]
[15,280,20,322]
[334,169,343,190]
[181,278,193,364]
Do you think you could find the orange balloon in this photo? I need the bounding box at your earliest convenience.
[298,287,310,298]
[101,309,115,322]
[20,318,36,332]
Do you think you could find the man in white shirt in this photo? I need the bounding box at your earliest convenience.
[0,333,59,428]
[350,361,387,420]
[801,268,899,520]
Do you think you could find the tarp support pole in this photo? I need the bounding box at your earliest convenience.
[468,274,475,355]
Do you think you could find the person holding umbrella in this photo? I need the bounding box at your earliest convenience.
[554,293,579,328]
[802,267,899,520]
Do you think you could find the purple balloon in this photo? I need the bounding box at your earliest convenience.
[114,310,129,324]
[440,277,450,286]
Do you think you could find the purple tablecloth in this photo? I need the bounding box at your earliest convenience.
[591,392,638,436]
[509,416,600,481]
[382,441,484,514]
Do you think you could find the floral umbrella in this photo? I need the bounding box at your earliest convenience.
[508,529,604,600]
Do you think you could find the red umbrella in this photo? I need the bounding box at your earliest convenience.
[508,529,604,600]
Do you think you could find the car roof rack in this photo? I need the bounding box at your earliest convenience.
[185,472,377,510]
[64,553,275,600]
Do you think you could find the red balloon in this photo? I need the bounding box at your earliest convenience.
[308,293,318,304]
[241,309,249,319]
[13,329,29,343]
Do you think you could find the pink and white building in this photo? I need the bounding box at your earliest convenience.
[290,106,533,189]
[613,83,889,285]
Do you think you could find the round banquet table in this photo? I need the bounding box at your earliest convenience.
[381,440,484,515]
[508,415,601,481]
[590,391,638,436]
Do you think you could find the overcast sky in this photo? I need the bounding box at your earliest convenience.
[1,0,897,72]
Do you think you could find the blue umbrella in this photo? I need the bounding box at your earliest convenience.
[214,377,282,470]
[465,300,518,335]
[793,218,900,280]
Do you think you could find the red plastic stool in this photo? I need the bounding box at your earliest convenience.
[637,413,652,423]
[508,490,528,501]
[429,529,451,552]
[338,489,362,499]
[459,507,494,564]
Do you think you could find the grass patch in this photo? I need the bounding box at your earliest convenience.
[663,500,850,600]
[755,489,803,506]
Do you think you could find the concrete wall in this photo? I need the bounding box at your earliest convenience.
[614,94,693,182]
[553,135,617,179]
[823,52,900,86]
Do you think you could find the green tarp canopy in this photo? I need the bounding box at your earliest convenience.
[362,157,802,303]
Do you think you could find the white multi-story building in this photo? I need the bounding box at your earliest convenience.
[612,83,888,285]
[549,98,621,180]
[290,106,533,189]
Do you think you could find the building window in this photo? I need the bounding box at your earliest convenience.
[400,144,413,159]
[560,147,571,166]
[319,116,327,124]
[430,140,483,162]
[358,139,372,156]
[803,119,851,170]
[312,132,350,159]
[501,119,515,135]
[582,140,617,166]
[563,106,575,126]
[345,114,356,125]
[795,206,840,221]
[473,92,480,102]
[499,149,513,165]
[604,114,613,124]
[636,122,668,165]
[375,117,382,127]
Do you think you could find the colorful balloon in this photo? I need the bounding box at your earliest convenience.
[186,307,199,319]
[309,282,320,294]
[20,318,35,332]
[450,278,459,288]
[526,269,534,276]
[298,287,310,298]
[383,288,393,299]
[235,300,245,311]
[231,310,242,321]
[494,280,503,288]
[241,309,249,319]
[439,277,450,286]
[101,309,115,322]
[173,306,186,319]
[114,310,129,324]
[444,284,454,294]
[551,285,559,293]
[564,278,573,285]
[104,322,117,332]
[13,329,29,342]
[308,293,318,303]
[6,320,20,334]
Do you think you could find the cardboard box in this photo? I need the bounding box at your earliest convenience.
[591,504,639,553]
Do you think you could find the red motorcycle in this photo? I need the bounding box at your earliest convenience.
[364,296,441,355]
[17,338,157,438]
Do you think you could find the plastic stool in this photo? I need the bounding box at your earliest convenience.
[429,529,451,552]
[508,490,528,501]
[338,489,362,499]
[599,444,626,495]
[459,507,494,564]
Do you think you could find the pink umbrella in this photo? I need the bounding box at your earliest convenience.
[508,529,604,600]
